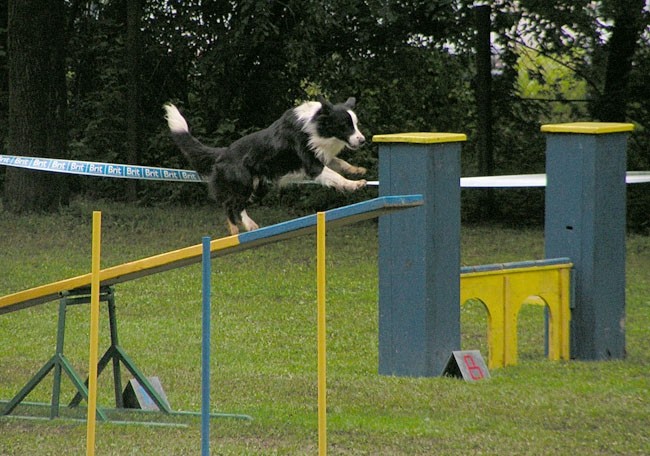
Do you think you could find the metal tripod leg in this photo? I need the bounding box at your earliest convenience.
[2,293,107,421]
[68,288,171,413]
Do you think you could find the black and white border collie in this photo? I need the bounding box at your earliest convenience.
[164,97,367,235]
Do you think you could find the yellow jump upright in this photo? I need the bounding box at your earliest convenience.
[86,211,102,456]
[460,258,572,368]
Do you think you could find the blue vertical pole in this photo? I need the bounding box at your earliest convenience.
[543,122,634,360]
[201,236,211,456]
[374,132,465,377]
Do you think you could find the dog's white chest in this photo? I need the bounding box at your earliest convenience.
[311,137,346,162]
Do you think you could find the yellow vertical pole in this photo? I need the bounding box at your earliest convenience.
[560,267,571,360]
[316,212,327,456]
[86,211,102,456]
[503,275,516,366]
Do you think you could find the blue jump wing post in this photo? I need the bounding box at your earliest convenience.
[375,132,466,377]
[543,122,634,361]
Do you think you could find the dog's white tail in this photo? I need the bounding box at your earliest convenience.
[164,104,189,133]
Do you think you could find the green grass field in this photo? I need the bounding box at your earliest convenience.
[1,198,649,455]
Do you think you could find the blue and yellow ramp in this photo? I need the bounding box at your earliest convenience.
[0,195,423,315]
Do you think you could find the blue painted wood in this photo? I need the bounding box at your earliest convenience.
[201,237,211,456]
[378,141,463,377]
[460,257,572,274]
[1,195,422,315]
[544,131,629,360]
[237,195,424,246]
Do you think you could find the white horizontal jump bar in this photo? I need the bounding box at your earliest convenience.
[367,172,650,188]
[461,174,547,188]
[460,172,650,188]
[625,171,650,184]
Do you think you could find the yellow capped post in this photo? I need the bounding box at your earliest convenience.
[541,122,634,135]
[373,132,467,144]
[376,131,465,377]
[543,121,632,360]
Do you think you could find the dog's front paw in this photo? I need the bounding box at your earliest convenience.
[346,179,367,191]
[242,217,259,232]
[243,220,259,231]
[349,166,367,177]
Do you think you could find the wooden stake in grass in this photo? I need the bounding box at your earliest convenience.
[317,212,327,456]
[86,211,102,456]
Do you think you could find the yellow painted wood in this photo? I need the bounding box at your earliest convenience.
[0,276,93,311]
[460,263,572,369]
[373,132,467,144]
[460,263,572,279]
[541,122,634,134]
[504,275,515,366]
[1,196,422,315]
[559,268,571,360]
[86,211,101,456]
[0,235,240,314]
[460,276,506,369]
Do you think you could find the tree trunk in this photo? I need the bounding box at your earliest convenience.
[4,0,68,213]
[0,0,8,155]
[592,0,646,122]
[125,0,142,201]
[474,5,495,218]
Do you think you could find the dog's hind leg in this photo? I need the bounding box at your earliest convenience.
[226,219,239,235]
[226,207,241,235]
[225,207,259,235]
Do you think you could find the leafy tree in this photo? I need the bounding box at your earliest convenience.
[125,0,142,201]
[516,47,590,122]
[0,0,7,167]
[66,0,191,201]
[591,0,647,121]
[2,0,648,227]
[456,0,650,226]
[484,0,648,121]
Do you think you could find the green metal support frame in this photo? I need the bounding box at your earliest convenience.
[64,287,172,415]
[2,288,115,420]
[2,286,250,422]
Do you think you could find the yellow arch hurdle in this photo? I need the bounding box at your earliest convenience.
[460,258,572,369]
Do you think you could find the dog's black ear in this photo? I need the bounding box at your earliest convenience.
[318,95,334,113]
[344,97,357,109]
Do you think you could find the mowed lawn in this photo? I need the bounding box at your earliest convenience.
[1,198,649,455]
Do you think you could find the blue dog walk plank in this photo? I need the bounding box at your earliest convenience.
[238,195,424,246]
[0,195,423,315]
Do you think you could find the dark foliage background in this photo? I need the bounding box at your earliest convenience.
[1,0,648,231]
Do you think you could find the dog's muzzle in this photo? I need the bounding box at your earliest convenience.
[347,134,366,150]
